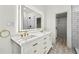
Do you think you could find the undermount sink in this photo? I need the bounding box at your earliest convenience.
[25,35,36,39]
[18,35,36,43]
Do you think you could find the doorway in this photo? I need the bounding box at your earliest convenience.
[56,12,67,46]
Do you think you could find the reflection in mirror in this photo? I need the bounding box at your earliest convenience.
[37,17,41,28]
[21,5,42,30]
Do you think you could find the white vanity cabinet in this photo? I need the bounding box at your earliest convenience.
[11,32,52,54]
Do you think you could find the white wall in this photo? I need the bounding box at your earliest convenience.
[45,5,71,48]
[0,5,17,36]
[28,5,46,13]
[0,5,17,53]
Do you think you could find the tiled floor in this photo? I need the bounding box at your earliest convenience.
[49,38,74,54]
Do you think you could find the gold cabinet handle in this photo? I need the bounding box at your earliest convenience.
[34,50,37,53]
[33,43,38,46]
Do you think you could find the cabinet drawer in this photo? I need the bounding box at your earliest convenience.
[22,43,40,54]
[24,40,41,54]
[42,45,51,54]
[21,34,52,54]
[40,37,52,54]
[43,36,49,40]
[41,38,51,46]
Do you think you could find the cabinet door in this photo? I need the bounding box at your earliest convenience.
[0,36,12,54]
[21,44,34,54]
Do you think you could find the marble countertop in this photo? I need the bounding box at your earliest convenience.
[11,31,51,46]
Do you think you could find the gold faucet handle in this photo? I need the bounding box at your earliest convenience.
[18,31,29,38]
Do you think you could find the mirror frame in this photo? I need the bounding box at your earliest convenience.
[17,5,44,32]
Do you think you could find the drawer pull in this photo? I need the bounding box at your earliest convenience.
[44,38,47,40]
[33,43,38,46]
[34,50,37,53]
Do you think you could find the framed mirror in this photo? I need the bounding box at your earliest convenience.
[18,5,44,32]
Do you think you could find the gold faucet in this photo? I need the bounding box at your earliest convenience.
[19,31,29,38]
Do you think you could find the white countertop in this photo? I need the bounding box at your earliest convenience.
[11,31,51,46]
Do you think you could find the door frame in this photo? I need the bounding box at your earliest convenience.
[56,12,67,45]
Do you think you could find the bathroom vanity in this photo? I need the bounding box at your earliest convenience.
[11,5,52,54]
[11,32,52,54]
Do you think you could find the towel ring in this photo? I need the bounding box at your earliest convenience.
[0,30,10,38]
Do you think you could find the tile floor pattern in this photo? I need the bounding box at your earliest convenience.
[49,38,74,54]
